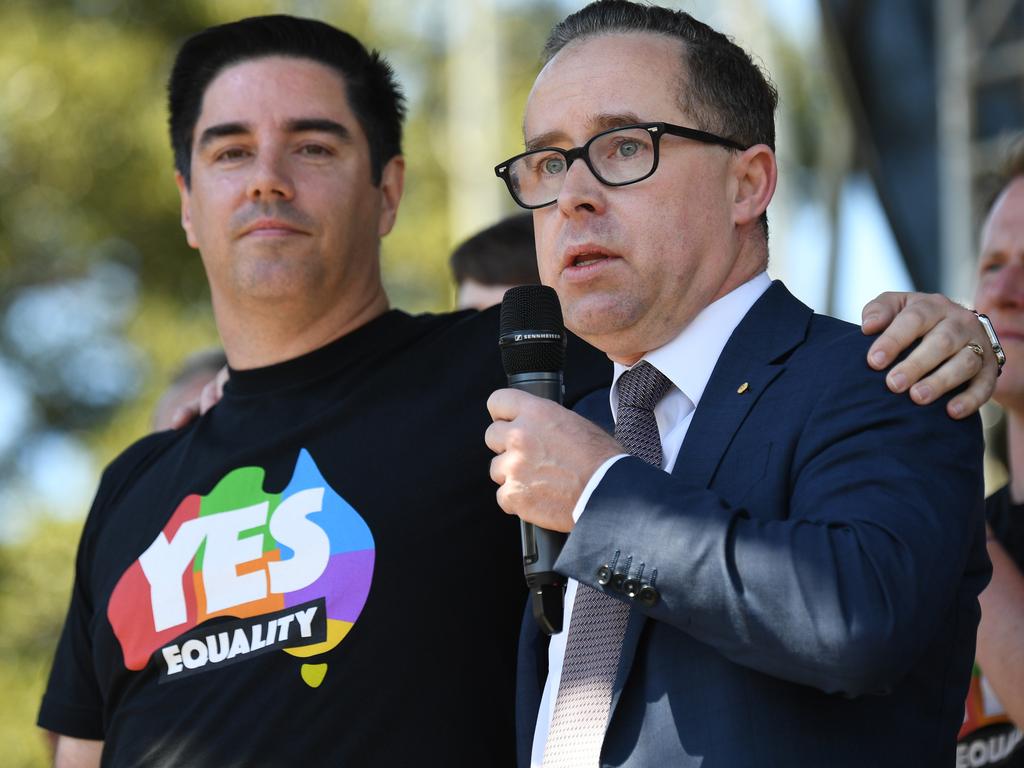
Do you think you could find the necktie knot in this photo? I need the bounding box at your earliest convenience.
[614,361,672,470]
[616,361,673,411]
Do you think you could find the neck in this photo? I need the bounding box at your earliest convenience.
[216,285,390,369]
[1006,408,1024,503]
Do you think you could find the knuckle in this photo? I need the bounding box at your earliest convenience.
[931,327,958,355]
[903,304,929,326]
[506,427,524,451]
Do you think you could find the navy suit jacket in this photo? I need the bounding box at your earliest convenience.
[518,281,990,767]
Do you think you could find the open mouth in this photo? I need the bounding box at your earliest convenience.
[571,254,609,268]
[564,245,620,270]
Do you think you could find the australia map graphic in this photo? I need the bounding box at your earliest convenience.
[107,449,374,688]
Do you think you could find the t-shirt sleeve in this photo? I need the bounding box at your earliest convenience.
[37,564,106,739]
[35,437,161,740]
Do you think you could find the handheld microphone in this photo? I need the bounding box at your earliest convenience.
[499,285,567,635]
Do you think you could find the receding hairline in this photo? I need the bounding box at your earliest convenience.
[522,30,693,144]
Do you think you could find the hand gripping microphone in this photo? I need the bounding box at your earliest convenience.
[499,285,567,635]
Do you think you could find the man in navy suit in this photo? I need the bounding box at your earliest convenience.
[485,2,990,765]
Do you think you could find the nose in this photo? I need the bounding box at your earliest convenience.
[555,154,606,216]
[246,150,295,201]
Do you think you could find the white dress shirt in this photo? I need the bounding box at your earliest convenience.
[530,271,772,766]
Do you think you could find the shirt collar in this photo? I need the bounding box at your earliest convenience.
[610,271,772,414]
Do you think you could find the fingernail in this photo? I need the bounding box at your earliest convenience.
[888,372,907,391]
[870,350,887,367]
[911,383,931,402]
[950,401,964,418]
[863,312,879,325]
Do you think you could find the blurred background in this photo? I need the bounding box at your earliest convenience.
[2,0,1022,762]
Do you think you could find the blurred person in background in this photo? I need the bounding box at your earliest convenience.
[151,347,227,431]
[954,142,1024,766]
[451,212,541,309]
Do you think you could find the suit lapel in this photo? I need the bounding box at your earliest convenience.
[671,281,810,487]
[604,281,812,736]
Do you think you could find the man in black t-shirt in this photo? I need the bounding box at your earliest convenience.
[36,17,612,767]
[37,13,1002,768]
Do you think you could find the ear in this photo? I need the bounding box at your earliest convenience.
[377,155,405,237]
[174,171,200,250]
[731,144,777,228]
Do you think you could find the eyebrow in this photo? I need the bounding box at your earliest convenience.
[524,111,646,151]
[196,118,352,151]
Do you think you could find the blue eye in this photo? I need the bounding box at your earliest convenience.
[618,141,640,157]
[542,157,566,175]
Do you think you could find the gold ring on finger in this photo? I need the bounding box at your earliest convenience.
[966,342,984,358]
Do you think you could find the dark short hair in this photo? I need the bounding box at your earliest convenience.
[168,15,405,187]
[450,213,540,287]
[544,0,778,235]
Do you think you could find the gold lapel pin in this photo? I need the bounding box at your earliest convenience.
[737,382,749,394]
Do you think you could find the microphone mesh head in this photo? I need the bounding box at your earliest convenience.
[499,285,566,375]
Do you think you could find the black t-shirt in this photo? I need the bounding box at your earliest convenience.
[957,485,1024,767]
[38,308,609,767]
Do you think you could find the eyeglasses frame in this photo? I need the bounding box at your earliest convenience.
[494,122,749,210]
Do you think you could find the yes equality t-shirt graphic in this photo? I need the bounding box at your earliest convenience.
[107,449,374,689]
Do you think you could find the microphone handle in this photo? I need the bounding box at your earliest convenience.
[507,370,567,635]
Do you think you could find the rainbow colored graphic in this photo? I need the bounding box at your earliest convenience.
[108,449,374,687]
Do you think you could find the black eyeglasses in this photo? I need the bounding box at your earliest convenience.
[494,122,747,209]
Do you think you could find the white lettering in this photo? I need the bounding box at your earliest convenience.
[250,623,266,651]
[956,728,1024,768]
[295,605,318,638]
[970,739,987,767]
[267,488,329,593]
[139,518,208,632]
[227,627,251,658]
[202,503,270,614]
[158,603,325,678]
[206,631,229,663]
[138,503,269,631]
[181,638,208,669]
[137,489,334,629]
[162,644,183,675]
[277,613,295,642]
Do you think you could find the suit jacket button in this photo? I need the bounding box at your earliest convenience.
[638,585,659,607]
[610,572,627,592]
[596,565,613,586]
[623,578,641,598]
